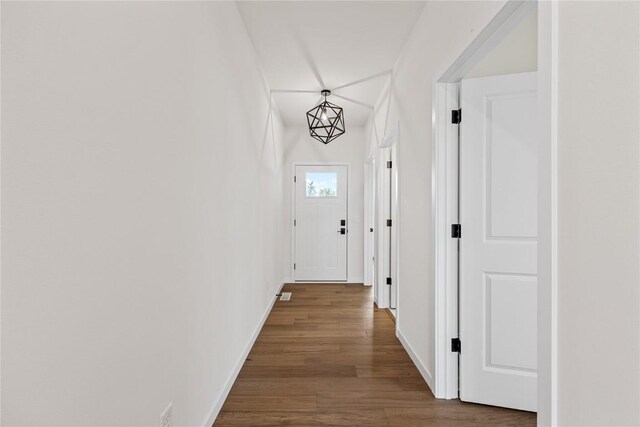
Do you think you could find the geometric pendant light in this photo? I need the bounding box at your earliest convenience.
[306,90,345,144]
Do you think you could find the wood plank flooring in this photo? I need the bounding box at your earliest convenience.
[214,284,536,426]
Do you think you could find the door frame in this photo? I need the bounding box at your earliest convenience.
[364,155,376,293]
[369,125,399,313]
[431,1,558,424]
[291,162,351,282]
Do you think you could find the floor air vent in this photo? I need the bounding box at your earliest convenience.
[280,292,292,301]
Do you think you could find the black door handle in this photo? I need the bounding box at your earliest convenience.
[338,228,346,234]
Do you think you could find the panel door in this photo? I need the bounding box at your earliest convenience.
[459,72,538,412]
[294,165,348,281]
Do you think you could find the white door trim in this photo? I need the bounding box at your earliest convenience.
[375,147,391,307]
[375,124,399,314]
[536,2,559,423]
[432,81,460,400]
[389,127,400,324]
[431,1,558,424]
[291,162,351,282]
[364,155,376,290]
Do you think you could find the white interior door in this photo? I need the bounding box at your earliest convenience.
[459,72,538,412]
[365,159,377,293]
[381,151,392,306]
[389,147,398,310]
[294,165,348,281]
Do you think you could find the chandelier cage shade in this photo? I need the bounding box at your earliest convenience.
[306,90,345,144]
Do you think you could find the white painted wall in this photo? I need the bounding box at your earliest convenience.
[1,2,285,426]
[368,1,640,425]
[556,2,640,425]
[465,9,537,79]
[366,0,509,391]
[283,126,365,283]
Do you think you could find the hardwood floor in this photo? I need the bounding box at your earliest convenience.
[214,284,536,426]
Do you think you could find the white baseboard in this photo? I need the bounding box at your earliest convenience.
[202,281,284,427]
[281,277,365,284]
[397,327,435,394]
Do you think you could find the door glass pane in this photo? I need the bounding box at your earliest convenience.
[305,172,337,197]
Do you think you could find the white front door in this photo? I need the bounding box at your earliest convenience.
[459,72,538,412]
[294,165,348,281]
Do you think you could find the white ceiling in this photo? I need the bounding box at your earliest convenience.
[237,1,426,127]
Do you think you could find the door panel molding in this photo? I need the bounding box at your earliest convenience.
[459,72,538,412]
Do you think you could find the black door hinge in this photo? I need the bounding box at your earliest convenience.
[387,161,392,169]
[386,219,392,227]
[294,175,297,183]
[451,224,461,238]
[452,109,462,124]
[386,277,392,285]
[451,338,461,353]
[293,263,296,270]
[294,219,296,226]
[369,228,374,232]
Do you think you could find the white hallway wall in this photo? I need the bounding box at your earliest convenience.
[556,1,639,425]
[282,126,365,283]
[367,1,640,426]
[1,2,285,426]
[365,0,510,393]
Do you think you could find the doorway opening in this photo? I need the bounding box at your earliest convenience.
[364,125,399,317]
[431,0,553,417]
[364,156,377,296]
[292,163,349,282]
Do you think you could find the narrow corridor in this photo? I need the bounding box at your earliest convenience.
[215,284,535,426]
